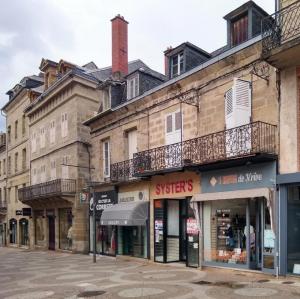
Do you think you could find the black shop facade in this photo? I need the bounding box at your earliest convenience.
[89,186,150,259]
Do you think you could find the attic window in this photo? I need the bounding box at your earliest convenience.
[231,14,248,46]
[171,52,184,78]
[127,75,139,100]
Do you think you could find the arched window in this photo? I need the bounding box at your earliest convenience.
[9,218,17,244]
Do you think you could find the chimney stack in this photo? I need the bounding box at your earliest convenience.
[164,46,172,78]
[111,14,128,77]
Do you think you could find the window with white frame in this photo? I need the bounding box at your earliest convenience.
[62,156,69,179]
[103,140,110,178]
[40,127,46,148]
[40,165,46,182]
[50,159,56,180]
[32,168,37,185]
[50,120,55,144]
[171,52,184,78]
[31,132,37,153]
[102,88,111,111]
[61,113,68,138]
[127,75,139,100]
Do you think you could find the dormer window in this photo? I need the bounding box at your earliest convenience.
[102,88,111,111]
[171,52,184,77]
[231,14,248,47]
[127,75,139,100]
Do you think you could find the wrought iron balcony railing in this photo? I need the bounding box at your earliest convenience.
[262,0,300,55]
[18,179,76,202]
[133,121,276,175]
[110,159,134,182]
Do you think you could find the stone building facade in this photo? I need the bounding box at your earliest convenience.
[0,133,7,246]
[1,75,43,248]
[85,1,279,274]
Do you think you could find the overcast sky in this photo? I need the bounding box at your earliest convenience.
[0,0,274,131]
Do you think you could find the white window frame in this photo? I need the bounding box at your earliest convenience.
[102,87,111,111]
[62,155,69,179]
[61,112,68,138]
[171,52,184,78]
[50,120,56,144]
[50,159,56,180]
[127,74,139,100]
[40,165,46,182]
[31,132,37,153]
[103,140,110,178]
[40,127,46,148]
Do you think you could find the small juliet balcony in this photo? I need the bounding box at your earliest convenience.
[133,121,277,176]
[18,179,76,204]
[110,159,134,182]
[262,1,300,68]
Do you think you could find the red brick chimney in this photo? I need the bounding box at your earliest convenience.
[111,15,128,77]
[164,46,172,77]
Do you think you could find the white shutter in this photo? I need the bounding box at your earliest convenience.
[225,78,252,156]
[128,130,137,159]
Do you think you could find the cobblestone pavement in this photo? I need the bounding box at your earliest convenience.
[0,248,300,299]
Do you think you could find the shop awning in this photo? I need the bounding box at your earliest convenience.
[100,201,149,226]
[191,188,271,202]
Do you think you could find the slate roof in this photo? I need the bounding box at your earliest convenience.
[87,59,166,82]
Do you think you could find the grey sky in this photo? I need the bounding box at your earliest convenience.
[0,0,274,131]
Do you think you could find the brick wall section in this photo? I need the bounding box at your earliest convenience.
[111,15,128,75]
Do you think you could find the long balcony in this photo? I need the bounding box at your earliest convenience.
[109,122,277,181]
[262,1,300,68]
[18,179,76,203]
[134,121,276,176]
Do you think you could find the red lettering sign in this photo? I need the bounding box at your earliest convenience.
[155,179,194,195]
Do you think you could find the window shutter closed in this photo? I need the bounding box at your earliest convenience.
[225,78,251,129]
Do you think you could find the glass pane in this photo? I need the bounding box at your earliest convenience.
[166,115,172,133]
[203,199,247,265]
[167,200,179,262]
[154,200,164,262]
[287,186,300,274]
[59,208,73,250]
[102,226,116,255]
[175,112,181,131]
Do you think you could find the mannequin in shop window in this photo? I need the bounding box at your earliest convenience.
[67,226,73,250]
[226,224,235,248]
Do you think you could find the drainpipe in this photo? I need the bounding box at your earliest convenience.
[275,0,280,12]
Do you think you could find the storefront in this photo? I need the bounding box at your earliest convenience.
[19,218,29,246]
[193,162,277,274]
[89,190,118,256]
[9,218,17,244]
[151,171,201,267]
[0,223,6,246]
[100,188,150,259]
[277,172,300,276]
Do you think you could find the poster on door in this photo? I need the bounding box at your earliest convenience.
[187,218,198,235]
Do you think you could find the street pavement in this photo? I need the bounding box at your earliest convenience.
[0,247,300,299]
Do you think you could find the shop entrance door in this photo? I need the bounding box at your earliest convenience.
[48,216,55,250]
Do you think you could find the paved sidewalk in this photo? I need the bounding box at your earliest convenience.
[0,247,300,299]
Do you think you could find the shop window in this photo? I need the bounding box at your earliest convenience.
[9,218,17,244]
[203,199,247,265]
[59,208,73,251]
[287,186,300,274]
[35,210,45,246]
[19,218,29,246]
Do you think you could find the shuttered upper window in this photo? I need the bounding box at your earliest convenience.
[231,15,248,46]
